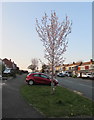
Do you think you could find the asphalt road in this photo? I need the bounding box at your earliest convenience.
[57,76,93,100]
[2,74,45,119]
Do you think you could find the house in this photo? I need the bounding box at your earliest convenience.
[55,59,94,77]
[65,62,82,75]
[55,62,82,74]
[55,65,63,72]
[2,58,17,69]
[2,58,19,74]
[78,59,94,77]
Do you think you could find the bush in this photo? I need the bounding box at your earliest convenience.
[72,75,77,78]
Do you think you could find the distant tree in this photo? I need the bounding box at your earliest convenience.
[28,58,38,72]
[41,64,50,73]
[36,11,72,94]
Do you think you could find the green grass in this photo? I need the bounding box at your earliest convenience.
[20,85,94,117]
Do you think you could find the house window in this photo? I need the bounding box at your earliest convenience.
[69,67,71,70]
[72,67,74,70]
[75,66,78,70]
[85,66,89,70]
[89,65,94,69]
[80,66,85,70]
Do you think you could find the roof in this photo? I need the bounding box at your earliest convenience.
[2,58,17,69]
[81,59,94,66]
[62,62,82,67]
[55,59,94,68]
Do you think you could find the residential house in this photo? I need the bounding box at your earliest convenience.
[78,59,94,77]
[65,62,82,75]
[55,65,63,72]
[55,62,82,75]
[55,59,94,77]
[2,58,19,73]
[62,64,69,71]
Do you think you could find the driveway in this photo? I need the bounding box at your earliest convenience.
[2,74,45,119]
[57,77,93,100]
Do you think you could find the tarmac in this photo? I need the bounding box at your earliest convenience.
[2,74,45,119]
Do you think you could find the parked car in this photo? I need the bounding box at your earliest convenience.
[62,71,72,77]
[57,72,65,77]
[26,72,58,86]
[66,73,72,77]
[3,68,16,78]
[82,73,94,78]
[3,68,12,74]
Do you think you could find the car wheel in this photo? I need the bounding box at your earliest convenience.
[28,80,34,85]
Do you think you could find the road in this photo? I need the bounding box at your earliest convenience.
[57,76,93,100]
[2,74,45,119]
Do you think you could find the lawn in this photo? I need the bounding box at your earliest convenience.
[20,85,94,118]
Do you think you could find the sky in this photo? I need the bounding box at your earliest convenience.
[1,1,92,71]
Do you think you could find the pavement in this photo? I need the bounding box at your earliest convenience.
[2,74,45,119]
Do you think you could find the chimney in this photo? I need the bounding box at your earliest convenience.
[73,62,75,64]
[90,59,93,63]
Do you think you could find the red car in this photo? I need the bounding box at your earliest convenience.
[26,72,58,86]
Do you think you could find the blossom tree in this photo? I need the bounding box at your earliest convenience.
[36,11,72,93]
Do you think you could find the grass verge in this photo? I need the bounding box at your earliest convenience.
[20,85,94,118]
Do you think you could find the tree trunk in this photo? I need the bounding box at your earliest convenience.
[51,48,55,94]
[51,64,55,94]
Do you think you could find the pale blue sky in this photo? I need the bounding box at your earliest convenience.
[2,2,92,70]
